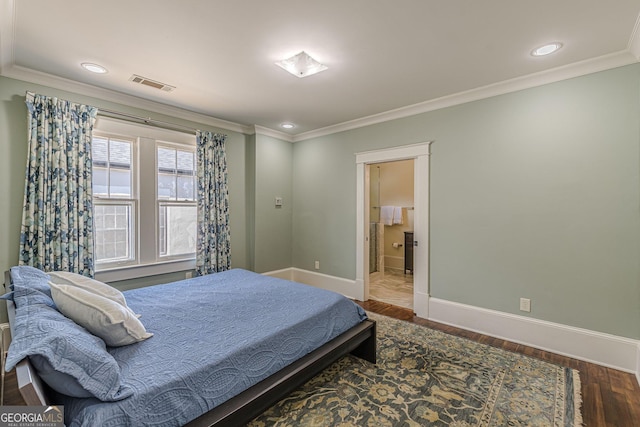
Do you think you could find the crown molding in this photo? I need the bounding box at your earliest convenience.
[253,125,295,142]
[1,64,253,135]
[292,49,638,142]
[628,11,640,60]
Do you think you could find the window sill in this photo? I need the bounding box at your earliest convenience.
[95,259,196,283]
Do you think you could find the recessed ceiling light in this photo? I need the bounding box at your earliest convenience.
[81,62,108,74]
[531,42,563,57]
[281,123,295,129]
[275,51,328,78]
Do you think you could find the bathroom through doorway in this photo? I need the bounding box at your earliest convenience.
[368,159,414,309]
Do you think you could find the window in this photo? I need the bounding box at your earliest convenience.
[92,118,197,278]
[157,145,197,257]
[92,136,135,265]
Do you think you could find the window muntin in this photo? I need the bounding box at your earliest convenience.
[94,201,134,263]
[157,146,196,201]
[92,135,136,266]
[156,144,197,258]
[92,136,133,197]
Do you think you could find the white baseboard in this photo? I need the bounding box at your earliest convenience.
[261,268,294,281]
[260,269,640,384]
[429,298,640,375]
[637,343,640,387]
[291,268,360,300]
[262,268,362,300]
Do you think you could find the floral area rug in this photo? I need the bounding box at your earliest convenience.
[248,313,583,427]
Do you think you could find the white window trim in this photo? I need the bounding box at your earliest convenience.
[93,117,197,281]
[95,259,196,282]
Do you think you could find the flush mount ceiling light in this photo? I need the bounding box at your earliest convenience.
[81,62,108,74]
[275,51,328,78]
[531,42,563,57]
[280,123,295,129]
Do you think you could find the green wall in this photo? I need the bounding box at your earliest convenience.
[252,134,293,272]
[292,64,640,340]
[2,62,639,340]
[0,75,252,304]
[292,133,361,275]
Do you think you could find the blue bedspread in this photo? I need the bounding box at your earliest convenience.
[60,269,367,426]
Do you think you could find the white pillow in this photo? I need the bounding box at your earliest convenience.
[49,271,140,318]
[49,282,153,347]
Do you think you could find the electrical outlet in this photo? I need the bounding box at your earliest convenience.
[519,298,531,312]
[314,261,320,270]
[185,271,193,279]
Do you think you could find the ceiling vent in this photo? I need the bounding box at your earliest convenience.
[129,74,175,92]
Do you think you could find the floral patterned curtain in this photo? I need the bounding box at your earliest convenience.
[19,92,97,276]
[195,130,231,275]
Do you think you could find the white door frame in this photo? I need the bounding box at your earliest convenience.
[355,142,432,318]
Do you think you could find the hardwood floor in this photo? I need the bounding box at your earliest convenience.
[3,300,639,426]
[358,299,640,427]
[2,363,27,405]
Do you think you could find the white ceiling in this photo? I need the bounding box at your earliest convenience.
[2,0,640,140]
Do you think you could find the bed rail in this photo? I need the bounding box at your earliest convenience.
[4,270,51,406]
[185,318,376,426]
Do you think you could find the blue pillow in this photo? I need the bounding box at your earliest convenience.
[5,277,133,402]
[28,355,94,398]
[8,266,56,308]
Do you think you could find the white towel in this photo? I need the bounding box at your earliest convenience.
[380,206,394,226]
[392,206,403,225]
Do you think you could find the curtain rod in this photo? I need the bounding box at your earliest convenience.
[97,108,198,135]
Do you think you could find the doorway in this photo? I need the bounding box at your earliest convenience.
[368,160,414,309]
[355,142,431,319]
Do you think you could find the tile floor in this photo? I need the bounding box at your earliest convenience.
[369,268,413,309]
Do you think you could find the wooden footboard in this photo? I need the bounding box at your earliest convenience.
[185,319,376,426]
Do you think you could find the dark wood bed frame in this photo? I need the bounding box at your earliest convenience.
[4,271,376,426]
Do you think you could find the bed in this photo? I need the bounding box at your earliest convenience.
[4,267,376,426]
